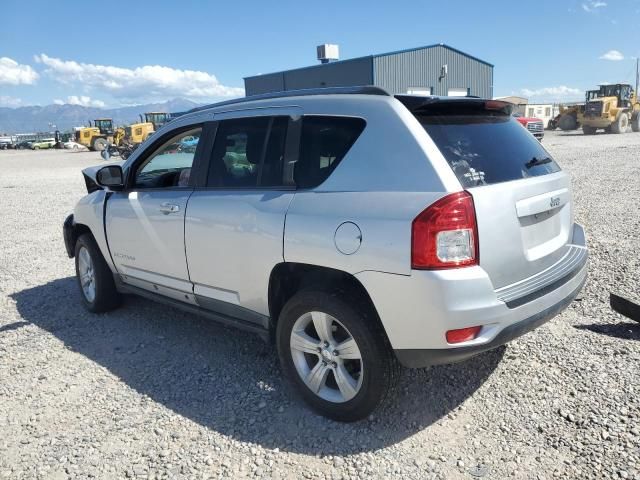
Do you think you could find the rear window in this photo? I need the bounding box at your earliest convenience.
[418,114,561,188]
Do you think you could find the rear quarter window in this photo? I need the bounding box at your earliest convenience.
[418,114,561,188]
[295,116,366,189]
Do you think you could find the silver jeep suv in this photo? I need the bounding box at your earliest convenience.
[63,87,588,421]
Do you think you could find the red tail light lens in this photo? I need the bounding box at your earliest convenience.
[446,326,482,344]
[411,191,478,269]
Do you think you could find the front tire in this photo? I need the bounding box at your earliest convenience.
[92,138,108,151]
[582,125,597,135]
[276,290,399,422]
[74,233,121,313]
[632,113,640,132]
[611,112,629,134]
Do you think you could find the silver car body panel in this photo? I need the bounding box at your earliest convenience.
[468,171,573,289]
[185,190,294,317]
[356,224,587,350]
[73,189,115,271]
[105,189,195,302]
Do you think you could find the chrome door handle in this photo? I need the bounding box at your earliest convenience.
[159,203,180,214]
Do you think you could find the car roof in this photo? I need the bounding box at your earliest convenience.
[187,86,390,115]
[182,86,498,121]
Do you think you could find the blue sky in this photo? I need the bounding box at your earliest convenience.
[1,0,639,108]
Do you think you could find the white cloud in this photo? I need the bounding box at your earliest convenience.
[599,49,624,61]
[0,95,23,108]
[582,1,607,12]
[519,86,583,102]
[0,57,38,86]
[53,95,105,108]
[34,54,244,102]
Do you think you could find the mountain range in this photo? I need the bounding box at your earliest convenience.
[0,98,203,134]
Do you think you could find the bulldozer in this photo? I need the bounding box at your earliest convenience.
[548,91,600,131]
[75,119,120,151]
[581,83,640,134]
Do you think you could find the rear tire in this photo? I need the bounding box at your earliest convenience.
[74,233,121,313]
[611,112,629,134]
[558,114,577,131]
[582,125,597,135]
[276,290,400,422]
[632,113,640,133]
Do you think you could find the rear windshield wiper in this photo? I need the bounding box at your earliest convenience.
[525,156,552,169]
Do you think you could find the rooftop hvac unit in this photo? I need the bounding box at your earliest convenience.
[317,44,340,64]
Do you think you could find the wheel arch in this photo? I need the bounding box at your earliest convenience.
[267,262,386,341]
[63,216,93,258]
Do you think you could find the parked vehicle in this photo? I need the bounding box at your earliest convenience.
[75,119,117,151]
[512,112,544,141]
[31,138,56,149]
[0,136,15,149]
[63,140,86,150]
[581,83,640,134]
[15,140,33,150]
[63,87,588,421]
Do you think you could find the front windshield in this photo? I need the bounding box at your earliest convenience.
[586,91,599,101]
[146,113,167,124]
[95,120,112,131]
[599,85,622,97]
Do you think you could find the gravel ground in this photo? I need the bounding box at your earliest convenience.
[0,131,638,480]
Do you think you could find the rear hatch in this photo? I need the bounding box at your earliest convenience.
[400,97,573,289]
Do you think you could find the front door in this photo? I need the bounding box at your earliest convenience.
[106,126,203,303]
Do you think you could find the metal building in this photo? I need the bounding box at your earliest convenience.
[244,43,493,98]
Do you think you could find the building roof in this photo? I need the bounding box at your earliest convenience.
[244,43,494,80]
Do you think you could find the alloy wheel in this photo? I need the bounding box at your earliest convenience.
[77,246,96,303]
[289,311,363,403]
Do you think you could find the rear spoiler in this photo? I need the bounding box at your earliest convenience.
[395,95,513,115]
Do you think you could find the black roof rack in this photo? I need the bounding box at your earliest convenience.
[187,86,390,114]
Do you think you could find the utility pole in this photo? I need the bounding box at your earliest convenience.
[636,57,639,96]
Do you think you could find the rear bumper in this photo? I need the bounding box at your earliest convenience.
[394,273,586,367]
[356,223,588,367]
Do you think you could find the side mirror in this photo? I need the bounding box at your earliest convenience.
[96,165,124,190]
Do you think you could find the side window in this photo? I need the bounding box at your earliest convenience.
[295,116,366,189]
[134,127,201,189]
[207,116,288,188]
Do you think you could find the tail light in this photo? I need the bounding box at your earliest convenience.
[411,191,478,269]
[446,326,482,344]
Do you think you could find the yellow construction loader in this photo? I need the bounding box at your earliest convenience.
[581,83,640,134]
[75,119,118,151]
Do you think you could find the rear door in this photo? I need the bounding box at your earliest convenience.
[417,103,573,289]
[184,110,300,322]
